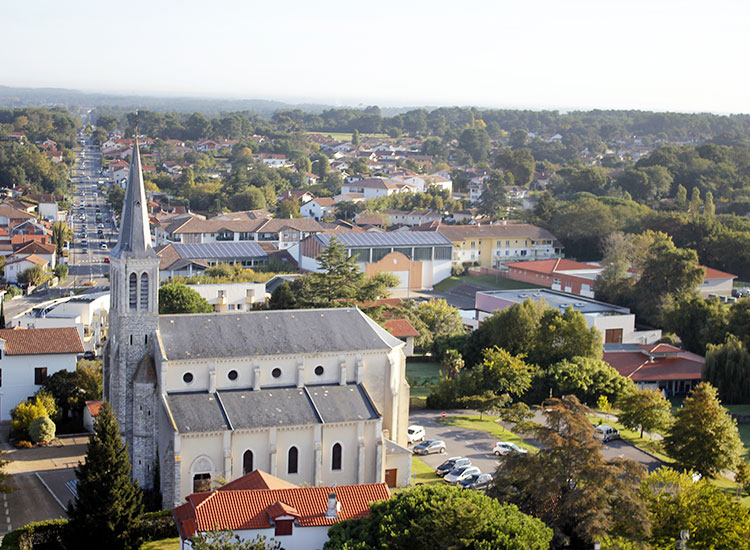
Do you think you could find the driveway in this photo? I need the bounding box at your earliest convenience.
[423,282,487,310]
[408,410,664,480]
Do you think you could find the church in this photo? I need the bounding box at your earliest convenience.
[104,138,412,508]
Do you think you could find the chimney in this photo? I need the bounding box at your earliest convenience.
[326,492,339,519]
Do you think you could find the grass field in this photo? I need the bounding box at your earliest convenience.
[436,415,537,453]
[433,274,539,293]
[406,360,441,408]
[141,538,179,550]
[411,455,441,485]
[306,131,389,142]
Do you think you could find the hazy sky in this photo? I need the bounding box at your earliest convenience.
[1,0,748,113]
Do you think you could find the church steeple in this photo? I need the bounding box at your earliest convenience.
[112,132,154,258]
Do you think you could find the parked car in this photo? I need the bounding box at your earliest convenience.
[436,457,471,477]
[493,441,528,456]
[407,425,426,445]
[444,465,481,485]
[82,351,96,360]
[594,425,620,442]
[459,472,494,491]
[412,439,446,455]
[103,257,110,263]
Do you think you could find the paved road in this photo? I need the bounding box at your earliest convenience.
[408,409,665,482]
[1,474,65,536]
[423,282,488,310]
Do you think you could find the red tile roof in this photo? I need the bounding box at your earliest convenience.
[217,470,298,492]
[0,327,84,355]
[702,266,736,280]
[174,473,389,539]
[384,318,420,338]
[5,254,48,266]
[85,400,103,416]
[503,258,599,274]
[603,348,704,382]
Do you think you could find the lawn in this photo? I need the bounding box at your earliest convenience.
[411,455,441,485]
[433,274,539,292]
[436,415,537,453]
[141,538,179,550]
[406,360,441,408]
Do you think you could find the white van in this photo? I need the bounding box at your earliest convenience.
[594,425,620,442]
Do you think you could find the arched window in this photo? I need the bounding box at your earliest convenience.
[140,273,149,310]
[287,446,298,474]
[332,443,342,471]
[243,450,253,475]
[129,273,137,311]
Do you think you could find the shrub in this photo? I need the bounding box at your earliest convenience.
[451,264,465,276]
[1,519,68,550]
[4,286,21,299]
[29,416,55,443]
[53,264,68,282]
[10,399,49,440]
[14,441,32,449]
[133,510,178,541]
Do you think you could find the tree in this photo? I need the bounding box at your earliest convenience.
[413,299,464,352]
[29,415,56,443]
[53,263,69,282]
[543,356,635,406]
[675,184,688,210]
[17,264,48,287]
[490,396,649,548]
[268,281,296,309]
[689,186,702,215]
[703,190,715,216]
[475,347,536,398]
[441,349,464,379]
[616,166,672,202]
[356,272,399,302]
[67,402,144,550]
[1,298,5,329]
[50,221,71,256]
[530,306,603,367]
[703,334,750,404]
[158,283,213,314]
[663,382,743,477]
[641,467,750,549]
[11,394,57,440]
[189,531,281,550]
[41,361,102,421]
[664,295,728,355]
[459,127,490,164]
[277,199,300,218]
[617,388,673,437]
[494,149,535,186]
[324,484,552,550]
[459,390,510,420]
[307,236,363,305]
[351,129,360,147]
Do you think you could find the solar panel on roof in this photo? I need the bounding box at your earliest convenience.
[173,242,268,259]
[317,232,451,247]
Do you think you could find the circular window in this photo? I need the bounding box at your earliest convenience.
[314,365,324,376]
[272,368,282,378]
[183,372,194,384]
[228,370,238,381]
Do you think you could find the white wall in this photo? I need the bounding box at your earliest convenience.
[183,526,330,550]
[0,352,77,420]
[188,282,266,312]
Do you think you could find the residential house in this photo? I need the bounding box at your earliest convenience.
[9,219,50,246]
[278,190,315,204]
[4,254,49,284]
[383,319,419,357]
[195,140,219,152]
[0,204,36,228]
[475,288,661,345]
[0,327,84,420]
[45,150,63,163]
[333,193,365,204]
[341,178,414,200]
[502,258,602,298]
[699,267,736,298]
[428,223,562,268]
[382,209,442,227]
[253,153,287,168]
[173,470,390,550]
[299,232,453,291]
[186,282,266,313]
[603,343,703,396]
[301,198,336,221]
[83,400,103,432]
[11,241,56,270]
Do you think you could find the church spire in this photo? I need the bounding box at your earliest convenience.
[112,126,154,258]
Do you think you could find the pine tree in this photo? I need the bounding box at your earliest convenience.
[308,236,363,305]
[664,382,743,478]
[67,401,144,550]
[0,298,6,329]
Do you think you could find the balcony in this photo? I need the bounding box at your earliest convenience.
[217,296,227,305]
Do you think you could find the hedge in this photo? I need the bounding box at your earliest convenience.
[0,511,177,550]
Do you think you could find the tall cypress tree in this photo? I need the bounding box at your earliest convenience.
[0,298,6,329]
[67,401,144,550]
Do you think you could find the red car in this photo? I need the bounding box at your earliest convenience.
[103,257,110,263]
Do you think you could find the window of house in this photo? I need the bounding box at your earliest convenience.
[332,443,342,471]
[274,519,293,536]
[470,241,476,248]
[287,446,298,474]
[218,290,225,298]
[193,473,211,493]
[34,367,47,385]
[371,247,391,262]
[243,450,253,475]
[393,247,412,259]
[228,304,236,310]
[413,247,432,261]
[605,328,623,344]
[506,240,510,246]
[434,247,452,260]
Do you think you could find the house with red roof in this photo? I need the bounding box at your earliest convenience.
[698,267,736,298]
[83,400,103,432]
[383,319,420,356]
[0,327,84,420]
[173,470,389,550]
[603,343,704,396]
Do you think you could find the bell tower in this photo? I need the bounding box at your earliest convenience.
[104,129,161,488]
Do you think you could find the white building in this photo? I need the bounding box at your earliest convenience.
[174,471,390,550]
[341,178,413,200]
[4,254,49,284]
[186,282,266,312]
[475,289,661,345]
[0,327,84,420]
[299,232,453,291]
[301,198,335,221]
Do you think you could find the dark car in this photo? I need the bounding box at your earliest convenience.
[459,472,494,491]
[82,351,96,360]
[436,457,470,477]
[412,439,446,455]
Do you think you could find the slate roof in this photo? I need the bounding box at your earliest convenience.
[172,242,268,259]
[314,231,451,248]
[173,479,389,538]
[0,327,84,355]
[157,308,402,361]
[164,384,380,434]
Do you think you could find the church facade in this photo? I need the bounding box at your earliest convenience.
[104,138,411,508]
